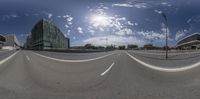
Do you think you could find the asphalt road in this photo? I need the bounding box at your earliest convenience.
[128,50,200,68]
[0,50,200,99]
[0,50,16,61]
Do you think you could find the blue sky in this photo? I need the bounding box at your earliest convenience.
[0,0,200,47]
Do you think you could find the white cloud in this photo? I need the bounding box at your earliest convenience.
[160,2,172,7]
[138,31,165,41]
[10,14,19,18]
[88,27,95,35]
[42,11,53,19]
[89,3,109,15]
[1,14,20,20]
[63,15,73,22]
[112,1,173,9]
[48,13,53,19]
[67,30,71,35]
[136,23,173,42]
[82,35,145,47]
[63,14,73,26]
[65,25,69,28]
[188,15,200,23]
[88,9,135,36]
[73,37,76,40]
[25,14,29,16]
[64,34,68,37]
[161,2,168,5]
[115,28,133,36]
[127,21,134,26]
[112,3,147,8]
[134,3,147,8]
[154,9,163,14]
[77,27,83,34]
[112,3,134,7]
[175,29,188,40]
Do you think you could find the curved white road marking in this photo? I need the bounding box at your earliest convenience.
[131,51,200,56]
[126,52,200,72]
[0,51,19,65]
[26,55,30,61]
[33,52,115,63]
[101,62,115,76]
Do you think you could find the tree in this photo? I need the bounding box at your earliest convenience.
[118,45,126,50]
[127,44,138,49]
[106,45,115,50]
[84,44,94,49]
[96,46,105,49]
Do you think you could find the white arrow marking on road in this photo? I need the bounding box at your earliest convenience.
[26,55,30,61]
[101,62,115,76]
[126,52,200,72]
[33,52,115,63]
[0,51,19,65]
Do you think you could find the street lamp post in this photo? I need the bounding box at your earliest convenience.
[161,12,168,59]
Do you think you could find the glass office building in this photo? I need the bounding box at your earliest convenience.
[29,19,69,50]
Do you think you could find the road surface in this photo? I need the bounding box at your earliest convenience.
[0,50,200,99]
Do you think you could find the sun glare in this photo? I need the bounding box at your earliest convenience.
[90,14,110,27]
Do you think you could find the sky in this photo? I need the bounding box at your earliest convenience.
[0,0,200,47]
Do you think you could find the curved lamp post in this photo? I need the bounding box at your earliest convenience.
[159,12,168,59]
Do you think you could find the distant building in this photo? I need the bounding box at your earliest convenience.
[0,35,6,49]
[27,19,70,50]
[176,33,200,50]
[3,34,20,50]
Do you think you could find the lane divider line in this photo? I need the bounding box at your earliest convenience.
[26,55,30,61]
[126,52,200,72]
[101,62,115,76]
[0,51,19,65]
[33,52,115,63]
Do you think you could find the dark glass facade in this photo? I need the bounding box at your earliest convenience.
[0,35,5,42]
[28,19,69,50]
[0,35,5,49]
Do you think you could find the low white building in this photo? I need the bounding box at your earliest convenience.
[176,33,200,50]
[2,34,20,50]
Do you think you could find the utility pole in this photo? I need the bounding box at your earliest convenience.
[100,38,108,49]
[161,12,168,59]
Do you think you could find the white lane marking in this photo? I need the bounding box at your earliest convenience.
[131,50,200,56]
[126,52,200,72]
[0,51,19,65]
[26,55,30,61]
[101,62,115,76]
[33,52,115,63]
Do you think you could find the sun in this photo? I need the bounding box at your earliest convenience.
[90,14,111,27]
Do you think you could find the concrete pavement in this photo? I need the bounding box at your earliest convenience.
[0,50,200,98]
